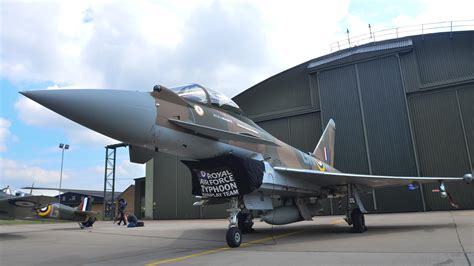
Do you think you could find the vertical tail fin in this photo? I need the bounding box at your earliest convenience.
[312,119,336,167]
[77,196,91,212]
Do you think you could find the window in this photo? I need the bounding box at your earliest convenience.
[170,84,243,114]
[71,195,76,201]
[206,88,241,113]
[169,84,208,104]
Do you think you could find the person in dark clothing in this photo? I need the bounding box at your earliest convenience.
[80,216,96,229]
[117,198,127,226]
[126,214,144,227]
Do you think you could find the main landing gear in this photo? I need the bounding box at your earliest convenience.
[349,208,367,233]
[226,197,255,247]
[344,184,368,233]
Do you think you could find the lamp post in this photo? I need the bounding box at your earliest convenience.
[58,143,69,209]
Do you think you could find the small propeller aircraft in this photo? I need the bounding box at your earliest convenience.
[0,186,97,229]
[21,84,472,247]
[0,186,54,220]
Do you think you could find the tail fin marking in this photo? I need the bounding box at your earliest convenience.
[77,196,91,212]
[312,119,336,167]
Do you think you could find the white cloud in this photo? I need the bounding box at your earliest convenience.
[93,159,145,179]
[0,157,140,194]
[1,1,353,97]
[5,1,356,149]
[8,0,471,150]
[0,158,67,184]
[116,159,146,178]
[0,118,17,152]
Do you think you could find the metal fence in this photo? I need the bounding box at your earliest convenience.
[330,19,474,52]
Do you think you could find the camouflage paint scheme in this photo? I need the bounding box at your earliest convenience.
[151,85,332,172]
[0,189,97,228]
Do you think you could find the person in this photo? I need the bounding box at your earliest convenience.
[126,214,144,227]
[117,198,127,226]
[79,216,96,229]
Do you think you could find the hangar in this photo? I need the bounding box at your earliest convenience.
[135,29,474,219]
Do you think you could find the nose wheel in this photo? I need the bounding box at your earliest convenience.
[226,227,242,247]
[226,197,242,247]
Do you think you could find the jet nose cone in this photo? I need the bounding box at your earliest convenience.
[20,89,157,144]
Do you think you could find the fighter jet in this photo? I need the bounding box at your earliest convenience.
[0,186,97,228]
[20,84,472,247]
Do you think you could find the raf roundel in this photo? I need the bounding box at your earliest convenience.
[37,205,53,217]
[194,105,204,116]
[316,160,326,172]
[10,200,36,208]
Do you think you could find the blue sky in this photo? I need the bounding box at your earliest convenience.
[1,0,472,195]
[1,79,138,194]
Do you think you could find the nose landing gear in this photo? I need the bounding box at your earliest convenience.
[226,197,242,247]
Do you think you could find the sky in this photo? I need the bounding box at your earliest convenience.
[1,0,473,196]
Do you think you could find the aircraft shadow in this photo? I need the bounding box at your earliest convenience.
[169,222,455,249]
[0,233,28,240]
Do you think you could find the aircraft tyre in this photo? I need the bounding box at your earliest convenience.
[226,227,242,248]
[350,208,366,233]
[81,216,97,228]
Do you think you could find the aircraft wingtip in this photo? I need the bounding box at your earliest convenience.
[464,173,472,183]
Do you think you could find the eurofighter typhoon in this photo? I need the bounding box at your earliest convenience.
[21,84,472,247]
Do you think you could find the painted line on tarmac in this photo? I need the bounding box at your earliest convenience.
[144,219,344,265]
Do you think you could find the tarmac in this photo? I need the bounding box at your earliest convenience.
[0,210,473,266]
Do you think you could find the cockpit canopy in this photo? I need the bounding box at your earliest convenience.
[169,84,242,114]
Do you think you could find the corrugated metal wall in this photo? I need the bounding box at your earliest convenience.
[318,65,369,174]
[316,56,425,213]
[258,118,291,144]
[357,56,417,176]
[457,86,474,172]
[289,113,322,152]
[134,178,145,218]
[413,33,474,85]
[253,31,473,214]
[235,63,313,117]
[408,90,469,177]
[408,88,474,210]
[358,56,424,213]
